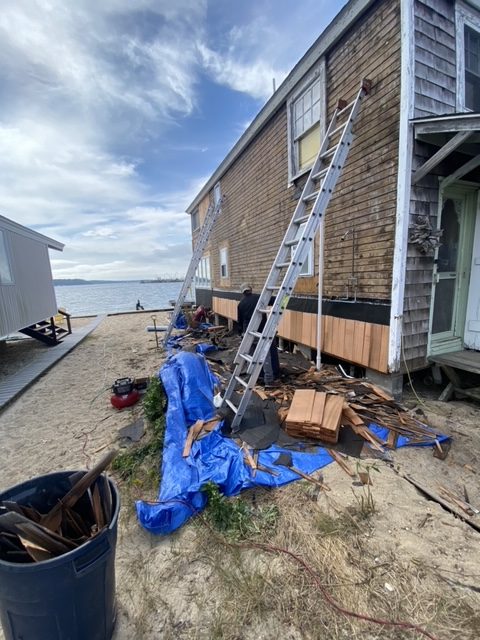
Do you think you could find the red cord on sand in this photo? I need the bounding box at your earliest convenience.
[161,498,440,640]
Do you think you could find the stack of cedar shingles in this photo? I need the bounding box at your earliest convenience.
[285,389,344,443]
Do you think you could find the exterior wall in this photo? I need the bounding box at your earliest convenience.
[192,0,402,373]
[0,229,58,337]
[414,0,457,118]
[323,0,401,301]
[403,0,460,371]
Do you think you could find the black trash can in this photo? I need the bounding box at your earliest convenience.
[0,471,120,640]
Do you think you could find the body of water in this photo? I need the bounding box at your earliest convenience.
[54,281,184,316]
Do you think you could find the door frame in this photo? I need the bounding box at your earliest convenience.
[428,182,477,356]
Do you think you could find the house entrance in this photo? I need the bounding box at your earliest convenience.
[429,185,476,355]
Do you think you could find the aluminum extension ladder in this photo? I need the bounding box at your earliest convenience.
[164,196,222,345]
[222,79,371,431]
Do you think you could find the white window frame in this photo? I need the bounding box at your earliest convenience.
[191,208,200,232]
[287,59,326,184]
[456,2,480,111]
[213,182,222,205]
[219,246,229,279]
[0,230,13,285]
[291,223,314,277]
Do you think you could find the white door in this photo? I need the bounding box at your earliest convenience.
[464,197,480,349]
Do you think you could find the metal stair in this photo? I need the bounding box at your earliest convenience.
[222,79,371,432]
[164,195,223,345]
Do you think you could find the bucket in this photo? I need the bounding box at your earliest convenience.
[0,471,120,640]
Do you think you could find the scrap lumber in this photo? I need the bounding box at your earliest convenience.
[326,449,356,477]
[40,450,117,532]
[396,473,480,534]
[254,388,268,401]
[182,420,204,457]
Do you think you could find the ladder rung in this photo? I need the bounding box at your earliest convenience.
[265,285,281,291]
[284,238,298,247]
[275,261,290,268]
[302,191,320,203]
[329,122,347,137]
[258,308,270,314]
[239,353,253,363]
[225,399,238,414]
[311,168,328,181]
[337,98,355,117]
[294,214,309,225]
[234,376,248,388]
[320,144,338,160]
[248,330,262,339]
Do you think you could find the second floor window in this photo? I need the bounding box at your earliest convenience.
[465,25,480,110]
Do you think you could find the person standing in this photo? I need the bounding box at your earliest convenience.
[237,283,280,387]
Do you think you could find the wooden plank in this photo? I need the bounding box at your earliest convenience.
[352,320,365,365]
[183,420,204,457]
[321,394,344,434]
[368,324,382,371]
[412,131,472,184]
[342,404,364,426]
[326,449,356,477]
[344,320,355,362]
[361,321,372,367]
[310,392,326,427]
[286,389,316,425]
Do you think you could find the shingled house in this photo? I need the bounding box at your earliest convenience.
[187,0,480,394]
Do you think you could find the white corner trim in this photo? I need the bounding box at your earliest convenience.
[388,0,414,373]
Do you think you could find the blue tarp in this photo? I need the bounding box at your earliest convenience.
[136,352,448,535]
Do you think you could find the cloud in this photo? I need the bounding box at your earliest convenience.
[0,0,206,127]
[0,0,350,282]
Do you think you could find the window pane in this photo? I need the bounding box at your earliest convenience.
[0,231,13,284]
[466,26,480,74]
[303,89,312,112]
[303,110,312,130]
[466,73,480,111]
[465,26,480,110]
[294,97,303,119]
[312,79,320,103]
[298,122,320,170]
[220,247,228,278]
[294,115,303,138]
[437,199,460,272]
[432,279,455,334]
[312,101,320,122]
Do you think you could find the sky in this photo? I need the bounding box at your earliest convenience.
[0,0,348,281]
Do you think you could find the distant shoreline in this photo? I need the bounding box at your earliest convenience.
[54,278,183,286]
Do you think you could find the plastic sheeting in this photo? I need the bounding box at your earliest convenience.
[136,352,448,535]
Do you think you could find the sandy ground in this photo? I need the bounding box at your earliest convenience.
[0,312,479,639]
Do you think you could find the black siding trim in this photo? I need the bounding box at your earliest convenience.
[209,289,391,325]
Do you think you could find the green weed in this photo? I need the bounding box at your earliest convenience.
[112,377,166,490]
[201,482,279,541]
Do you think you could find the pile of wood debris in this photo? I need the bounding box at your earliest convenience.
[266,365,447,454]
[0,451,116,563]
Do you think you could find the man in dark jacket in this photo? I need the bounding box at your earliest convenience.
[237,283,280,387]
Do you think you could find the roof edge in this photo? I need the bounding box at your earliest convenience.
[186,0,377,213]
[0,214,64,251]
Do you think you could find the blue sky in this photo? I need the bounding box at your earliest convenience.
[0,0,347,280]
